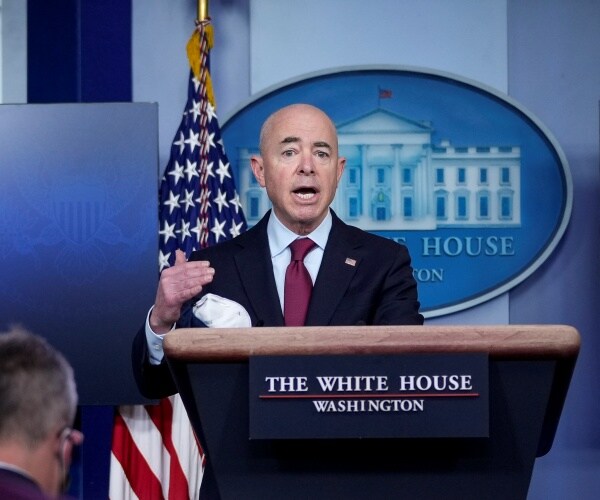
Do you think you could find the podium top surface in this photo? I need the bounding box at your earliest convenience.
[163,324,580,363]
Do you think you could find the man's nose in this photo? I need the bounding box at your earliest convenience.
[297,151,315,174]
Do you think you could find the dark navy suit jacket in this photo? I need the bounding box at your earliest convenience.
[133,210,423,399]
[0,468,50,500]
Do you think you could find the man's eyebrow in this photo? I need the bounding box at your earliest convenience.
[279,137,332,149]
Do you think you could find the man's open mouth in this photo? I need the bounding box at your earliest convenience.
[293,187,317,200]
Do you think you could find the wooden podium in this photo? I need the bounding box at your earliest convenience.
[164,325,579,500]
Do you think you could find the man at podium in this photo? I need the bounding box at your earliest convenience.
[133,103,423,399]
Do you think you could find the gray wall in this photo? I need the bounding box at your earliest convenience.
[0,0,27,103]
[507,1,600,497]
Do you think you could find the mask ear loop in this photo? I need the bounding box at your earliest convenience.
[57,427,74,494]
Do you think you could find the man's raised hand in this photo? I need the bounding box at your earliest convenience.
[149,250,215,333]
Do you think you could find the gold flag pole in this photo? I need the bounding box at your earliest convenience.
[198,0,209,21]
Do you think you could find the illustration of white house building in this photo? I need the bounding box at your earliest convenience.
[235,108,521,230]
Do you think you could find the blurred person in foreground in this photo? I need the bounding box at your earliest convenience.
[0,327,83,500]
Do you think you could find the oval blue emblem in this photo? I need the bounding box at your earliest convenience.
[221,67,572,318]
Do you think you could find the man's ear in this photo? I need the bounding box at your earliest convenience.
[250,155,266,187]
[336,156,346,184]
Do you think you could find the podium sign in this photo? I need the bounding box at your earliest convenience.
[249,354,488,439]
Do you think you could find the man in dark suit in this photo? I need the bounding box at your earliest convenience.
[134,102,423,399]
[0,327,83,499]
[133,103,423,499]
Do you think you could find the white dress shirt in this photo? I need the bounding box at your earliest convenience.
[268,210,331,311]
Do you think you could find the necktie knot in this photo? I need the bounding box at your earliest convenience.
[289,238,316,262]
[290,238,316,261]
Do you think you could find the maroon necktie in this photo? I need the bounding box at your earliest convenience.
[284,238,317,326]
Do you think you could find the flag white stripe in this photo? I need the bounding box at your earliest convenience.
[170,394,204,499]
[109,453,141,500]
[119,404,171,498]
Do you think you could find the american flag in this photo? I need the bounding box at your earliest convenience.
[158,25,247,268]
[378,87,392,99]
[110,19,246,499]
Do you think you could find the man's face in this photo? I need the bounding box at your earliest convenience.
[251,105,346,235]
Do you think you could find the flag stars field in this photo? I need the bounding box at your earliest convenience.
[155,23,247,257]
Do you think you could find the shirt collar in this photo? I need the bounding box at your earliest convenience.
[0,461,37,484]
[267,210,332,258]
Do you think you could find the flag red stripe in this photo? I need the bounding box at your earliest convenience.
[111,411,165,500]
[146,399,190,499]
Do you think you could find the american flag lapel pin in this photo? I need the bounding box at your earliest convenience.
[345,257,357,267]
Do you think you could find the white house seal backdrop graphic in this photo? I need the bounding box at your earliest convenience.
[221,67,572,317]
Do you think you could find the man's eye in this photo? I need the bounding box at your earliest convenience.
[282,150,295,157]
[315,151,330,159]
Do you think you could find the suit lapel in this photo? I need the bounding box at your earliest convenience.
[306,215,361,326]
[235,214,284,326]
